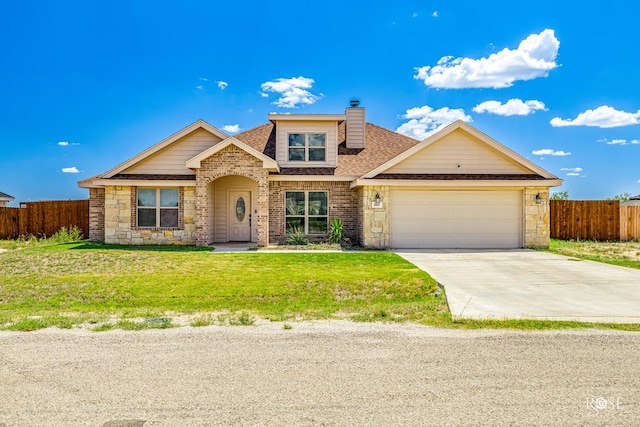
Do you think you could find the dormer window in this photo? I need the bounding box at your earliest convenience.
[288,133,326,162]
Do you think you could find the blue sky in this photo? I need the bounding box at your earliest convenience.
[1,0,639,204]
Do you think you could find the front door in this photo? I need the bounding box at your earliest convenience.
[229,191,251,241]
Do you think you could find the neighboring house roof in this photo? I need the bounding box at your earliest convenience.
[620,195,640,206]
[0,191,15,201]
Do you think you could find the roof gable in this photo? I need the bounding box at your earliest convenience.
[363,120,558,179]
[186,137,279,172]
[0,191,14,200]
[101,120,229,178]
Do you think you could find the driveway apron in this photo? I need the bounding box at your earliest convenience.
[395,249,640,323]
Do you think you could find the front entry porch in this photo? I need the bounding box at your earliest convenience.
[206,175,258,245]
[191,142,273,247]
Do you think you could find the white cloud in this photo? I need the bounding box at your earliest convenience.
[216,81,228,90]
[62,167,79,174]
[414,29,559,89]
[396,105,472,140]
[259,92,269,98]
[561,167,583,177]
[199,77,209,82]
[412,12,418,18]
[597,137,640,145]
[473,98,547,116]
[532,149,571,156]
[260,76,321,108]
[432,11,438,17]
[58,141,69,146]
[222,124,241,133]
[195,85,204,90]
[551,105,640,128]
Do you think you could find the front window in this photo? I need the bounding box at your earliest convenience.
[137,188,179,228]
[288,133,326,162]
[285,191,328,234]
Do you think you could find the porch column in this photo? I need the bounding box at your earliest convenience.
[195,174,208,246]
[256,175,269,247]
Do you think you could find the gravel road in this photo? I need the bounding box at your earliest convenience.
[0,321,638,426]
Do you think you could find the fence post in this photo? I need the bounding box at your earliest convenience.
[18,203,28,236]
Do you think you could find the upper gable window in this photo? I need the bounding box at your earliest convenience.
[288,133,326,162]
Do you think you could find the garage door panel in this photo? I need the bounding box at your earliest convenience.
[390,190,523,249]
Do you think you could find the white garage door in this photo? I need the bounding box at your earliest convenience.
[390,190,523,249]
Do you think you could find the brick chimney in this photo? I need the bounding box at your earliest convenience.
[346,99,365,149]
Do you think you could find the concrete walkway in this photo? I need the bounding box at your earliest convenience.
[210,243,258,252]
[395,249,640,323]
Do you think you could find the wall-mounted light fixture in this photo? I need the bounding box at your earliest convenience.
[374,192,381,203]
[535,193,542,204]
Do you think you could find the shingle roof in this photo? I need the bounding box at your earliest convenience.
[234,122,422,177]
[0,191,14,199]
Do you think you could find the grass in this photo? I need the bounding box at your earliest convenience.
[547,239,640,270]
[0,242,447,330]
[1,241,639,332]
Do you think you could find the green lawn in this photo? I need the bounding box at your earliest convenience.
[547,239,640,270]
[1,241,639,332]
[0,242,448,330]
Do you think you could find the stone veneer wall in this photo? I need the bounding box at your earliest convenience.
[195,145,270,247]
[359,186,390,248]
[269,180,359,244]
[524,186,550,248]
[89,188,105,242]
[103,185,196,245]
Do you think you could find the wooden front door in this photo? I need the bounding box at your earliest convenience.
[229,191,251,241]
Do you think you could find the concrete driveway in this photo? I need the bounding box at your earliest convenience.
[395,249,640,323]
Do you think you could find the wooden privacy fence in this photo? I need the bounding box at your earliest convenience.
[621,205,640,241]
[0,200,89,240]
[550,200,640,241]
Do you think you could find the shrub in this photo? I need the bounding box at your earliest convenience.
[286,227,309,245]
[48,226,84,243]
[327,218,351,245]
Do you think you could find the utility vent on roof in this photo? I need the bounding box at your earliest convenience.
[346,100,365,149]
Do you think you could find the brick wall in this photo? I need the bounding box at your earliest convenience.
[194,145,270,246]
[89,188,105,242]
[269,180,359,244]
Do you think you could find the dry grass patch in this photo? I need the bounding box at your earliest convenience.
[548,239,640,269]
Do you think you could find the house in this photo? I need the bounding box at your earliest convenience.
[78,101,562,249]
[621,195,640,207]
[0,191,14,207]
